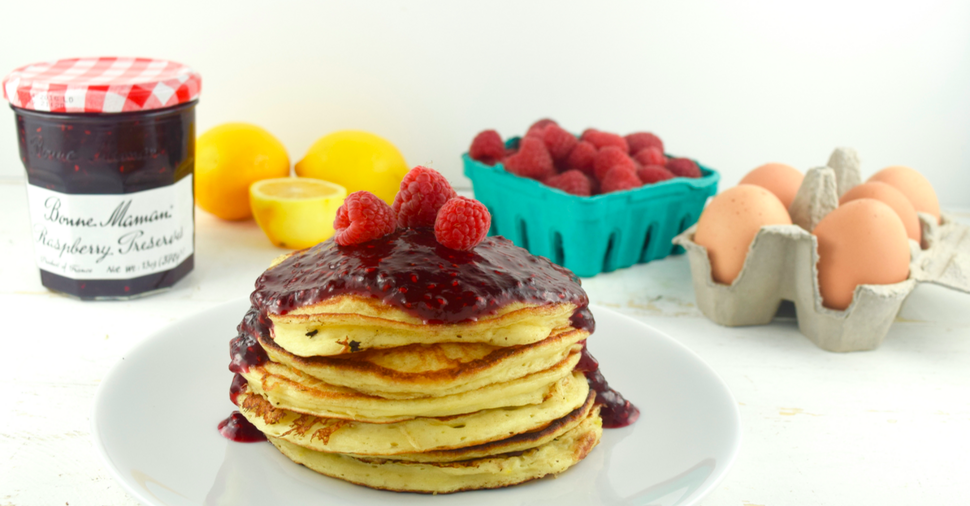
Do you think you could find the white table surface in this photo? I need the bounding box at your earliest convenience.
[1,176,968,506]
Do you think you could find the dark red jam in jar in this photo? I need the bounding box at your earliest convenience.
[3,57,202,299]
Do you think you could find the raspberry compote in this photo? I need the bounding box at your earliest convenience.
[218,411,267,443]
[576,344,641,428]
[252,228,593,327]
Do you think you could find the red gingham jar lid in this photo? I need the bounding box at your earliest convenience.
[2,57,201,114]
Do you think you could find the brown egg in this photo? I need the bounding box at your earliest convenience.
[867,166,940,224]
[694,184,792,285]
[812,199,910,310]
[839,182,920,243]
[738,163,804,208]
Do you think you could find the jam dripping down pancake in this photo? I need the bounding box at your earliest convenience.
[221,228,636,439]
[252,228,593,329]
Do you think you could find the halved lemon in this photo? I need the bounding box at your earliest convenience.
[250,178,348,249]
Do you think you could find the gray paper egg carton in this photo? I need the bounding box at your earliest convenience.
[673,148,970,352]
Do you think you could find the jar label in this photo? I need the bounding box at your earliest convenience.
[25,176,194,280]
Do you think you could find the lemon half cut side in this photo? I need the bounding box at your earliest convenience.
[250,178,348,249]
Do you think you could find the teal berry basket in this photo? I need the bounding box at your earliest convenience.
[462,142,720,278]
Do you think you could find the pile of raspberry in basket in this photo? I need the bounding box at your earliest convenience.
[468,119,702,196]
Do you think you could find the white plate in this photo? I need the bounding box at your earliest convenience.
[93,298,741,506]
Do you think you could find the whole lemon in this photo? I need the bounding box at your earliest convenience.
[295,130,408,205]
[196,123,290,220]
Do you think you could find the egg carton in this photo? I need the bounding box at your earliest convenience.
[673,147,970,352]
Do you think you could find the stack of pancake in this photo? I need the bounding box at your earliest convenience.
[229,229,602,494]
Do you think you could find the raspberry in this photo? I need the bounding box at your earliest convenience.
[637,165,676,184]
[633,146,666,167]
[593,146,637,181]
[392,166,458,228]
[525,118,558,138]
[565,141,597,176]
[469,130,505,165]
[503,136,555,180]
[600,166,643,193]
[666,157,702,178]
[625,132,664,155]
[434,197,491,251]
[334,191,398,246]
[581,129,629,153]
[542,124,579,162]
[544,170,592,196]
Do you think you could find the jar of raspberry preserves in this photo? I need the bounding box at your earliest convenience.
[3,57,202,299]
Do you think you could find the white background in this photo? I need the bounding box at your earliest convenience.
[1,0,969,206]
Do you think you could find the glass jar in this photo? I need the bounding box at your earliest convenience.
[3,57,202,299]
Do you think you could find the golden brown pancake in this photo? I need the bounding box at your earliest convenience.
[257,326,587,398]
[267,408,602,494]
[227,228,607,494]
[355,393,597,463]
[268,295,581,356]
[239,357,583,423]
[234,384,593,459]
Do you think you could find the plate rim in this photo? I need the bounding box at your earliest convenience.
[91,297,742,506]
[593,304,743,504]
